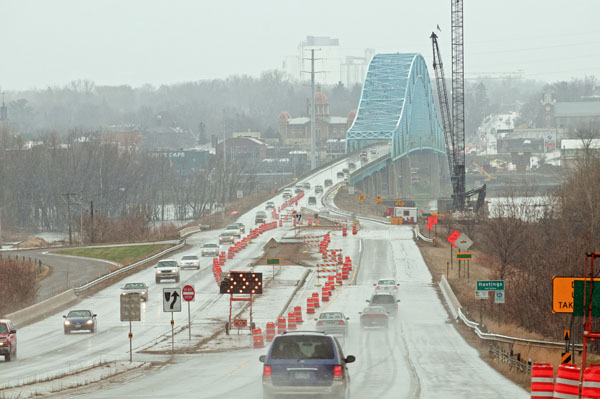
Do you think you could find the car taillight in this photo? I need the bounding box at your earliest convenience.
[338,320,345,325]
[394,286,398,289]
[317,321,323,326]
[395,304,398,309]
[263,365,272,376]
[333,365,343,379]
[376,286,380,289]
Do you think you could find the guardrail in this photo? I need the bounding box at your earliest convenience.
[414,225,434,243]
[439,275,580,349]
[73,241,185,294]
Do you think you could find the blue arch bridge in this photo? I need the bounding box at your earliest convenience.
[345,53,449,201]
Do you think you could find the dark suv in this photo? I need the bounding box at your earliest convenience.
[259,331,355,399]
[0,319,17,361]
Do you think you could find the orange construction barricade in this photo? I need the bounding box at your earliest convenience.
[582,364,600,399]
[265,322,276,342]
[531,363,554,399]
[294,306,303,324]
[277,317,287,335]
[252,328,264,348]
[306,297,315,314]
[553,363,580,399]
[312,292,320,308]
[287,312,297,330]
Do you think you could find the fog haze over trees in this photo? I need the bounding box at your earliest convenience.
[2,72,362,139]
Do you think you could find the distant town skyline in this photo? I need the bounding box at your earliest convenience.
[1,0,599,90]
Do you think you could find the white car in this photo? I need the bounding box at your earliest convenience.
[374,278,399,294]
[120,282,148,301]
[155,259,180,283]
[179,255,200,270]
[225,224,242,238]
[201,243,220,257]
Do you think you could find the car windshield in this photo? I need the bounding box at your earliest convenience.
[372,295,395,304]
[379,280,395,285]
[226,225,238,230]
[124,283,144,289]
[158,261,178,267]
[68,310,92,318]
[220,232,234,236]
[271,336,334,360]
[203,244,218,248]
[182,256,198,260]
[319,312,343,320]
[365,307,386,314]
[0,324,8,334]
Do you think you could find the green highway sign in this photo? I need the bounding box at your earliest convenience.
[422,213,432,217]
[477,280,505,291]
[456,252,472,260]
[266,258,280,265]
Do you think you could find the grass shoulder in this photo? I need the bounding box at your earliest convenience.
[55,244,172,266]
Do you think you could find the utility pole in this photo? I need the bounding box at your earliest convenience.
[62,193,77,246]
[310,49,317,170]
[90,200,95,243]
[303,49,323,171]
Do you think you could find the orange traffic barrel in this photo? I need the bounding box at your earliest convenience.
[321,286,330,302]
[277,317,287,335]
[252,328,264,348]
[312,292,320,308]
[554,363,580,399]
[306,297,315,314]
[531,363,554,399]
[287,312,297,330]
[352,225,357,235]
[265,322,276,342]
[582,364,600,399]
[342,227,347,236]
[294,306,303,324]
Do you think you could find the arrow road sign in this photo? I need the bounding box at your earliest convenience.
[182,285,195,302]
[456,233,473,251]
[163,288,182,312]
[295,213,302,223]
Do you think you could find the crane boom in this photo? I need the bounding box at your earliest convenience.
[430,32,455,187]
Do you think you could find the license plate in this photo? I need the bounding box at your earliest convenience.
[75,324,81,328]
[294,371,310,380]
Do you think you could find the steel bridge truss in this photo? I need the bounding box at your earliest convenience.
[346,53,446,161]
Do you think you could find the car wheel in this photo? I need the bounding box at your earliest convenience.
[156,278,160,283]
[64,328,70,334]
[4,352,10,362]
[12,348,17,360]
[175,276,180,283]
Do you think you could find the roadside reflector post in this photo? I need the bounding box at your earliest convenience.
[129,320,133,363]
[171,312,175,353]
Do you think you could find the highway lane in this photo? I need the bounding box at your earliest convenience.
[0,150,382,387]
[70,222,527,399]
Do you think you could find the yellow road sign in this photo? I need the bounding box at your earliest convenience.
[358,194,366,202]
[395,200,404,207]
[552,277,586,313]
[375,196,383,204]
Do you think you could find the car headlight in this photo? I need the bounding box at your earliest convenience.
[156,270,162,274]
[64,320,71,325]
[86,320,93,325]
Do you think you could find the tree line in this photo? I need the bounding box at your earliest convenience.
[0,128,257,241]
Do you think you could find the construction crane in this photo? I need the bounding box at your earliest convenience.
[430,0,486,214]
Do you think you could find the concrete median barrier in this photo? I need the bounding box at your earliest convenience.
[5,288,78,328]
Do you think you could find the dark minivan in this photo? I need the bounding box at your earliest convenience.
[260,331,355,399]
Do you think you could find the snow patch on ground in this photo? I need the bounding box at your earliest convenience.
[0,360,148,399]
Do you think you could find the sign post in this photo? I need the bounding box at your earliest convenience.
[476,280,505,327]
[163,288,182,352]
[447,230,460,274]
[182,285,195,340]
[267,258,280,280]
[120,292,141,362]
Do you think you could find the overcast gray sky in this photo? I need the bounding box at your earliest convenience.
[2,0,600,90]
